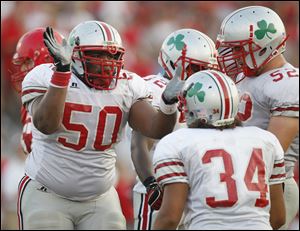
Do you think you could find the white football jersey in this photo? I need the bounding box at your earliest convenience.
[133,73,186,193]
[153,126,285,230]
[236,63,299,179]
[21,63,151,201]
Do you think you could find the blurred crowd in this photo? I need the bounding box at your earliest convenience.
[1,1,299,230]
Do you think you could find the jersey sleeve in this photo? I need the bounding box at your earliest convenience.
[269,134,286,185]
[126,71,153,104]
[153,133,188,187]
[145,74,168,108]
[264,68,299,118]
[21,64,54,107]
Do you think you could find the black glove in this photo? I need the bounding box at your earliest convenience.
[143,176,163,210]
[43,26,73,72]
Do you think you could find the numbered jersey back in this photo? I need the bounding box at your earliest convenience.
[153,126,285,229]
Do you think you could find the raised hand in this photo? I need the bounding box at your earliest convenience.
[43,26,73,72]
[161,60,185,105]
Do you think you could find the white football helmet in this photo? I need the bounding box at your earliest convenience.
[68,21,125,90]
[158,28,218,80]
[178,70,239,127]
[216,6,287,79]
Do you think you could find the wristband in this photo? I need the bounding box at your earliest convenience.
[50,71,71,88]
[159,97,177,115]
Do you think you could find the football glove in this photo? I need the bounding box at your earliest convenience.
[43,26,73,72]
[161,61,185,105]
[143,176,163,210]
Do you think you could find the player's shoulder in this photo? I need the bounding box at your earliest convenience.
[237,126,279,143]
[120,69,144,81]
[261,63,298,83]
[143,73,167,81]
[118,69,152,98]
[158,128,191,145]
[144,73,169,86]
[23,63,55,85]
[142,73,169,98]
[119,69,148,88]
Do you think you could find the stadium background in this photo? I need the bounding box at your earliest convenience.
[1,1,298,229]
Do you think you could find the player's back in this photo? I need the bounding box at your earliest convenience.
[153,126,285,229]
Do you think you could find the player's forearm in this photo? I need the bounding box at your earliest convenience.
[129,100,177,139]
[153,216,179,230]
[131,131,154,182]
[32,86,68,134]
[269,183,286,229]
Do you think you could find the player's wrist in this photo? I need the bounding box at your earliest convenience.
[162,93,177,105]
[159,96,177,115]
[55,63,71,72]
[50,71,71,88]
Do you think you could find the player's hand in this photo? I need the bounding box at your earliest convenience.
[161,63,185,105]
[43,26,73,72]
[143,176,163,210]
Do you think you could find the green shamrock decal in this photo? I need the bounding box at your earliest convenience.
[187,82,205,104]
[254,20,277,40]
[167,34,185,51]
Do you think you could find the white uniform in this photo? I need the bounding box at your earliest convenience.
[132,73,186,230]
[20,106,33,154]
[18,63,151,229]
[236,63,299,229]
[153,126,286,230]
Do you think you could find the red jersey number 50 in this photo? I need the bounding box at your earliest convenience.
[58,102,122,151]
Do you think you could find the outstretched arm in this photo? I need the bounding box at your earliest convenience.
[129,65,184,139]
[31,27,73,134]
[128,100,177,139]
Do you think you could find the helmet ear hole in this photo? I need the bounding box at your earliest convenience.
[258,48,267,56]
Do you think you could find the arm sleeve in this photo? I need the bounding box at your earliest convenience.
[153,134,188,187]
[264,68,299,117]
[127,72,153,105]
[21,64,54,108]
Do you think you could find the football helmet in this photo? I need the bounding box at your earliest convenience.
[178,70,239,127]
[158,28,218,80]
[216,6,288,79]
[11,28,64,93]
[68,21,125,90]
